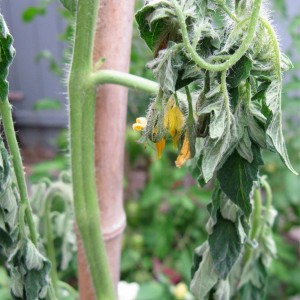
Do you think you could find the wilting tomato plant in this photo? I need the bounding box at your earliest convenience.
[0,0,297,299]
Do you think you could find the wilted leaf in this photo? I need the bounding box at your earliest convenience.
[0,14,15,101]
[190,242,219,298]
[217,145,263,217]
[227,56,253,88]
[265,79,298,175]
[208,213,242,279]
[135,2,179,52]
[8,239,51,299]
[147,44,182,96]
[237,130,253,163]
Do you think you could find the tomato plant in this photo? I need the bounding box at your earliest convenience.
[0,0,298,299]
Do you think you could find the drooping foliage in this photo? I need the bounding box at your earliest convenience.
[135,0,295,298]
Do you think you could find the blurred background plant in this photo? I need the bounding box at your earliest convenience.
[0,0,299,299]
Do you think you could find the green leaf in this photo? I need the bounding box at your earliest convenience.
[147,43,182,96]
[199,86,226,139]
[236,130,253,163]
[0,143,19,253]
[212,279,230,300]
[135,2,179,52]
[22,7,46,23]
[59,0,77,15]
[252,82,271,101]
[8,239,51,299]
[265,79,298,175]
[198,86,238,182]
[247,114,267,149]
[207,186,221,223]
[0,14,15,101]
[190,242,219,298]
[217,145,263,217]
[227,56,253,88]
[208,213,242,279]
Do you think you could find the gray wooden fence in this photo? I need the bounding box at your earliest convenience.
[0,0,69,150]
[1,0,68,128]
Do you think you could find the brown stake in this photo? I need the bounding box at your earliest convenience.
[77,0,135,299]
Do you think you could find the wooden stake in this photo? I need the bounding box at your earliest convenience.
[77,1,135,298]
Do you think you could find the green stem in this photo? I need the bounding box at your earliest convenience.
[0,98,38,245]
[260,177,273,212]
[47,283,58,300]
[218,3,239,22]
[221,71,231,132]
[88,70,159,94]
[243,188,262,264]
[256,178,274,246]
[81,85,115,299]
[68,0,115,298]
[209,55,231,62]
[171,0,262,71]
[245,80,251,108]
[18,203,27,239]
[185,86,193,118]
[250,188,262,240]
[44,184,71,296]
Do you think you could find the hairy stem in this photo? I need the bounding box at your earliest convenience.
[82,84,115,299]
[68,0,115,298]
[260,177,272,211]
[0,98,38,245]
[88,70,159,93]
[185,86,193,118]
[171,0,262,71]
[218,3,239,22]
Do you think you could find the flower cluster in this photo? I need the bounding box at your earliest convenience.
[132,96,192,168]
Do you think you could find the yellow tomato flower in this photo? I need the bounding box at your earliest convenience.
[175,133,190,168]
[173,283,188,300]
[155,138,166,159]
[164,98,184,147]
[132,117,147,131]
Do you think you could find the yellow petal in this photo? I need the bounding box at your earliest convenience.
[175,133,190,168]
[155,138,166,159]
[132,117,147,131]
[132,123,145,131]
[164,98,184,147]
